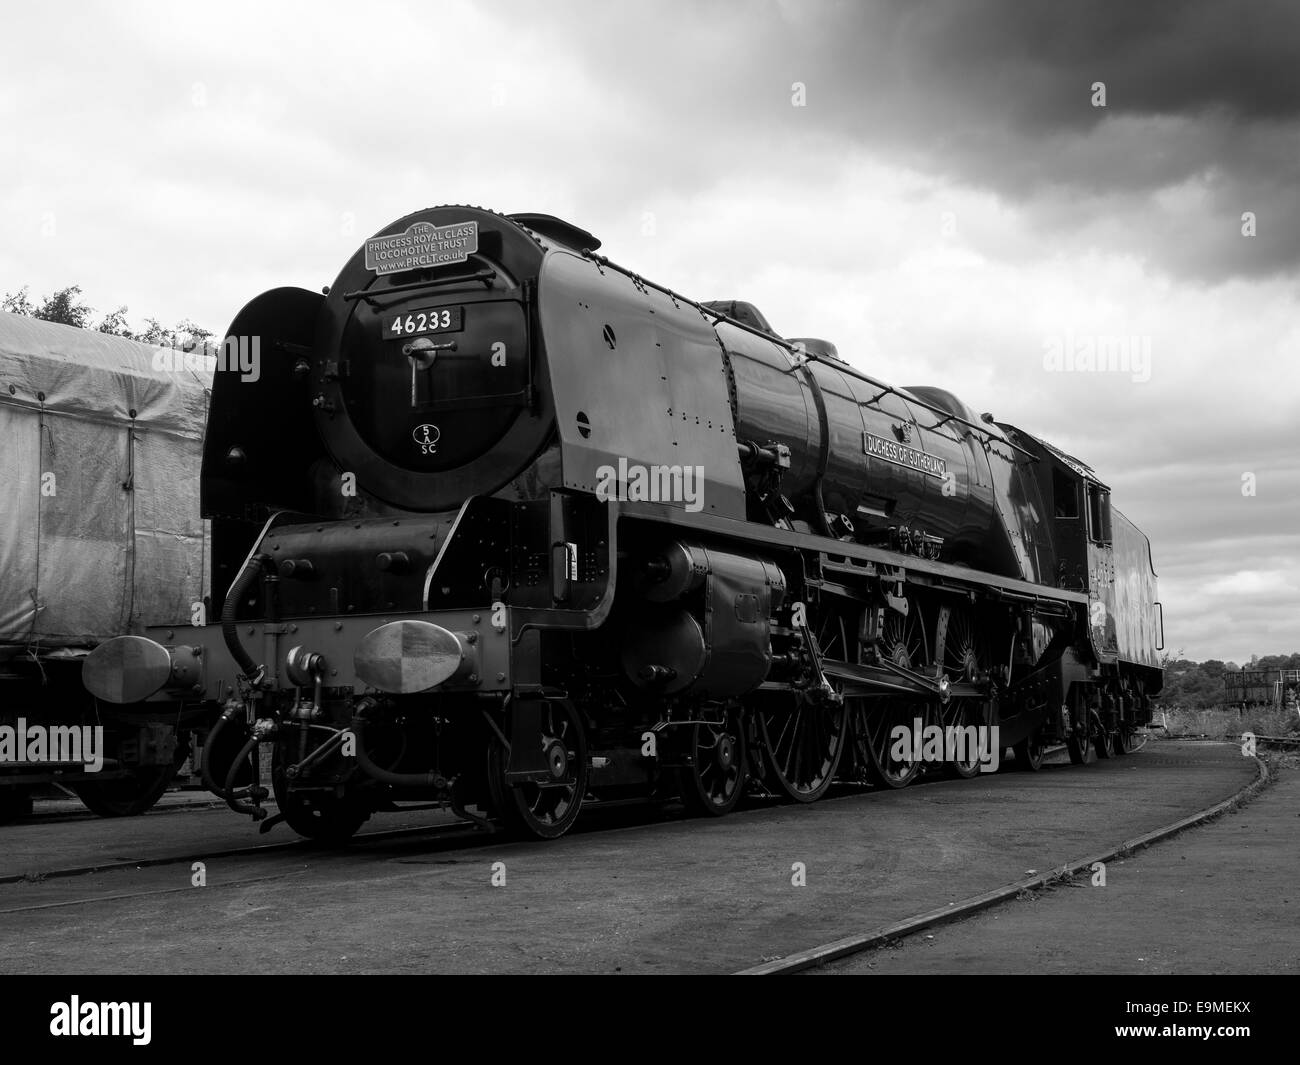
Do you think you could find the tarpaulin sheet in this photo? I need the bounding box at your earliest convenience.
[0,312,211,654]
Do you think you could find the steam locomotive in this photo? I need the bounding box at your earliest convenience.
[82,205,1164,841]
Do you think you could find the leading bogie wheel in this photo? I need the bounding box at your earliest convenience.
[487,699,588,839]
[272,741,370,845]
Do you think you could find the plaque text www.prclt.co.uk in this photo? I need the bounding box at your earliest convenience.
[364,221,479,275]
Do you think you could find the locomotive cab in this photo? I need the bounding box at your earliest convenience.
[1018,436,1120,657]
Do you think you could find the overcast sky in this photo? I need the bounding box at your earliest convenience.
[2,0,1297,663]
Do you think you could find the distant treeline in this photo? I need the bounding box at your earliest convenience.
[1161,651,1300,709]
[2,284,214,350]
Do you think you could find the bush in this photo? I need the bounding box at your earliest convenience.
[1155,705,1300,740]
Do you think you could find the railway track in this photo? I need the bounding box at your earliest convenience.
[0,786,750,911]
[1,747,1070,892]
[0,817,485,889]
[0,769,1030,917]
[0,733,1192,932]
[21,796,229,826]
[0,736,1117,892]
[0,819,497,915]
[0,739,1263,974]
[739,743,1270,975]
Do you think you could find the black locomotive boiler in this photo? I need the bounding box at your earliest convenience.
[83,205,1164,840]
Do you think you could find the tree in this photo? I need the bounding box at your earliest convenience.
[174,318,212,352]
[1256,653,1296,671]
[1,283,212,345]
[135,317,173,346]
[97,306,133,337]
[2,286,34,316]
[34,285,94,329]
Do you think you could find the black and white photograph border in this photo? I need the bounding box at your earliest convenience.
[0,0,1296,1030]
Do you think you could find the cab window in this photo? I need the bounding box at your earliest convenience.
[1053,468,1079,518]
[1087,484,1112,543]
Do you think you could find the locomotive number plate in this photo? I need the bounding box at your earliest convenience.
[385,306,464,339]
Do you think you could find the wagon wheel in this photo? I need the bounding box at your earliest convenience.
[859,602,928,788]
[72,763,178,818]
[935,604,991,779]
[678,706,747,817]
[487,699,588,839]
[755,608,847,803]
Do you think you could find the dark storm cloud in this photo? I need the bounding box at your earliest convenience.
[852,0,1300,279]
[526,0,1300,279]
[889,0,1300,131]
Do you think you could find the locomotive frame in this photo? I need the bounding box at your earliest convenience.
[82,205,1164,841]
